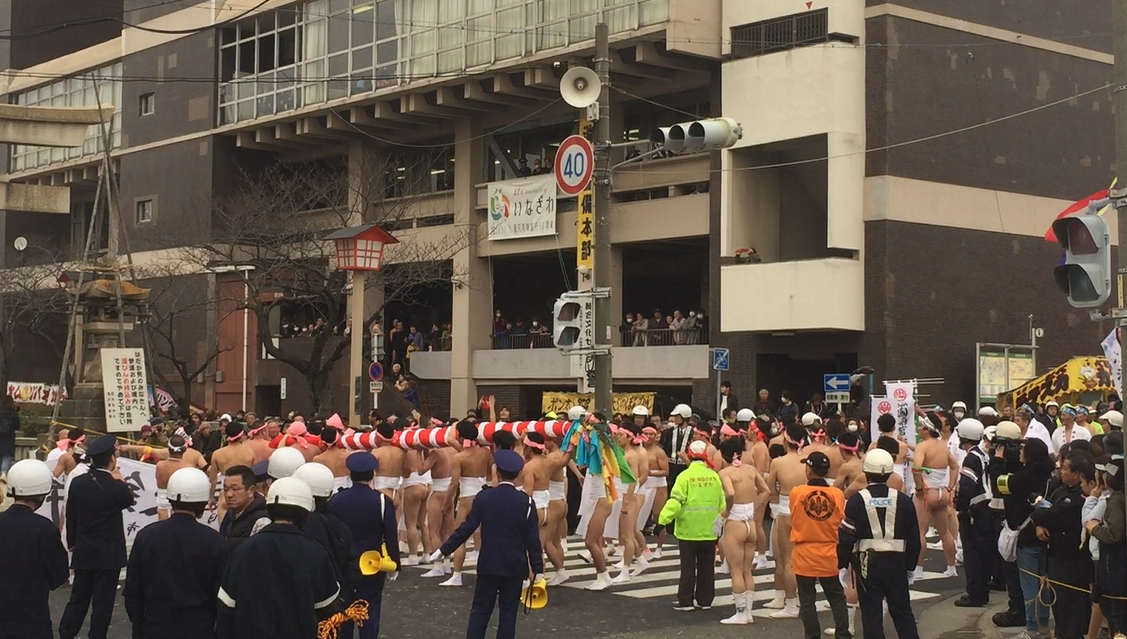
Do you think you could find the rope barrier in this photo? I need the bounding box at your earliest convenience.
[317,600,369,639]
[48,419,166,448]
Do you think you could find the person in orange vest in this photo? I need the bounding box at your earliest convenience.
[791,451,851,639]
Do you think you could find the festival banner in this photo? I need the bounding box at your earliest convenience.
[486,175,558,240]
[870,395,890,442]
[7,381,67,405]
[884,381,917,446]
[541,391,656,418]
[1101,328,1122,397]
[36,458,220,546]
[576,118,595,274]
[101,348,150,433]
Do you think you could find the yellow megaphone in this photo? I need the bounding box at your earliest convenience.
[359,545,398,576]
[521,578,547,610]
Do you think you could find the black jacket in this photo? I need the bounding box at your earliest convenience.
[0,504,68,628]
[217,523,342,639]
[123,512,228,639]
[303,509,359,601]
[66,467,136,570]
[838,483,921,572]
[1030,482,1088,560]
[222,493,270,551]
[990,457,1051,548]
[954,448,991,523]
[0,409,19,458]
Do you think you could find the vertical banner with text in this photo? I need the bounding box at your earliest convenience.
[101,348,150,433]
[884,381,917,446]
[576,118,595,284]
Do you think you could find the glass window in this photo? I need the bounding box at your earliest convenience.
[136,199,153,224]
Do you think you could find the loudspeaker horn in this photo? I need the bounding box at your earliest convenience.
[521,578,548,609]
[359,547,398,576]
[560,67,601,109]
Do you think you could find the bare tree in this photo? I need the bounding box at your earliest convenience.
[0,253,70,389]
[176,149,470,412]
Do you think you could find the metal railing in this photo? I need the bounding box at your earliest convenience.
[491,332,555,350]
[619,326,705,347]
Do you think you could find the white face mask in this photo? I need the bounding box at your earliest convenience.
[953,410,965,420]
[847,422,859,432]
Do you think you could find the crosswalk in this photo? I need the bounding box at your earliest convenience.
[412,536,957,616]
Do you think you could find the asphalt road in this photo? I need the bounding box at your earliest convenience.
[48,542,969,639]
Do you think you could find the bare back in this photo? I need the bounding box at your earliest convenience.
[625,445,649,487]
[768,451,808,502]
[456,446,492,479]
[247,438,272,464]
[915,436,949,470]
[834,455,864,492]
[374,445,407,478]
[721,462,764,505]
[156,458,190,489]
[523,454,551,492]
[212,442,256,475]
[313,448,354,477]
[423,448,454,480]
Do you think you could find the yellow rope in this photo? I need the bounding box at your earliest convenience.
[49,419,163,447]
[1018,566,1127,603]
[317,600,369,639]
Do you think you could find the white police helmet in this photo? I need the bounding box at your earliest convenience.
[267,447,307,480]
[6,459,53,497]
[166,468,211,503]
[266,476,315,512]
[292,462,335,498]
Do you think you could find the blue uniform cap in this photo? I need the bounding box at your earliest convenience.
[345,453,379,473]
[494,449,524,474]
[88,434,118,457]
[251,460,269,481]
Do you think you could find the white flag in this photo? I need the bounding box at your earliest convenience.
[1101,328,1122,396]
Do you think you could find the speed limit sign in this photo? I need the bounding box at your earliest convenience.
[554,135,595,196]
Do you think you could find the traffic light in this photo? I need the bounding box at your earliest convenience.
[1051,215,1112,308]
[650,117,743,155]
[552,296,584,352]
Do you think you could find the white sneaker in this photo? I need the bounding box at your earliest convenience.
[439,572,463,587]
[926,541,943,551]
[943,565,958,578]
[403,556,419,567]
[577,550,593,564]
[610,571,631,585]
[547,569,570,586]
[586,573,611,591]
[466,551,479,562]
[765,592,786,609]
[652,547,663,560]
[912,566,924,581]
[421,567,446,578]
[769,600,799,619]
[754,554,769,570]
[717,560,730,575]
[632,556,650,576]
[926,526,938,538]
[612,559,625,570]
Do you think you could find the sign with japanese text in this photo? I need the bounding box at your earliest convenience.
[884,381,917,446]
[486,175,558,240]
[101,348,150,433]
[36,458,220,545]
[576,118,595,277]
[541,391,655,417]
[6,381,66,405]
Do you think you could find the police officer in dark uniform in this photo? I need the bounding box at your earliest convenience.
[837,448,921,639]
[294,463,359,623]
[986,421,1031,627]
[59,434,136,639]
[0,459,69,639]
[124,467,228,638]
[429,449,544,639]
[952,418,992,607]
[329,453,398,639]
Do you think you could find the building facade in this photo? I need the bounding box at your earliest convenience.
[0,0,1116,419]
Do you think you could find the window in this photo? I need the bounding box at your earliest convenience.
[136,199,154,224]
[731,9,829,59]
[139,92,155,116]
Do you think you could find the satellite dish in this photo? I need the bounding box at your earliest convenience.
[560,66,601,109]
[13,236,27,251]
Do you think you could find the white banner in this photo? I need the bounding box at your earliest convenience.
[870,395,890,442]
[1102,328,1122,397]
[36,458,221,546]
[486,176,558,240]
[101,348,150,433]
[884,381,917,446]
[7,381,66,405]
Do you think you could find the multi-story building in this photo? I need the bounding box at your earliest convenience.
[0,0,1115,419]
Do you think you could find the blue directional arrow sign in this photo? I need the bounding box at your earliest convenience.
[823,373,850,393]
[712,348,730,371]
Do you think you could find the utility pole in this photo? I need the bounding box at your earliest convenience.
[592,22,613,415]
[1112,0,1127,534]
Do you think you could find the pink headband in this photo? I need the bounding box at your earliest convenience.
[631,433,647,445]
[642,426,658,435]
[720,424,740,438]
[326,414,345,429]
[227,431,245,442]
[523,437,546,451]
[838,440,860,453]
[784,432,806,453]
[248,425,267,437]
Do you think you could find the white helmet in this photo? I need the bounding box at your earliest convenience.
[983,425,998,442]
[978,406,998,417]
[266,476,315,512]
[631,405,649,417]
[1101,410,1124,428]
[566,405,588,421]
[994,421,1022,441]
[801,412,821,427]
[952,401,968,411]
[955,418,985,443]
[292,462,335,498]
[6,459,53,497]
[166,468,211,503]
[862,449,895,475]
[268,447,307,480]
[736,408,755,423]
[670,404,692,419]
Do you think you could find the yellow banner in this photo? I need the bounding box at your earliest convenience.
[576,118,595,274]
[1005,356,1116,409]
[541,391,655,418]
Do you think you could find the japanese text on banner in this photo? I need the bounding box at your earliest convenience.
[884,381,917,446]
[576,118,595,275]
[101,348,150,433]
[486,175,558,240]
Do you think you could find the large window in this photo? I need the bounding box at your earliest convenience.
[11,63,123,172]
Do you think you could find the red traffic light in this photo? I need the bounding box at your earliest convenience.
[1052,217,1099,254]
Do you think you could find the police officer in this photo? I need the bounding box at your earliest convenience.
[428,450,543,639]
[837,448,921,639]
[952,418,991,607]
[294,463,360,624]
[330,453,399,639]
[218,477,343,639]
[986,421,1029,628]
[59,434,136,639]
[124,467,228,638]
[0,459,68,639]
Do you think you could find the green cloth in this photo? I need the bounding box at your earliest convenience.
[657,461,725,541]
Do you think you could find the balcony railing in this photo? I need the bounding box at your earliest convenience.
[491,332,554,350]
[619,326,705,347]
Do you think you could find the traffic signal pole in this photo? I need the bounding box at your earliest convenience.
[592,23,613,415]
[1112,0,1127,537]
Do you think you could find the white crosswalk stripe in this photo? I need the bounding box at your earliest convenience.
[412,536,955,614]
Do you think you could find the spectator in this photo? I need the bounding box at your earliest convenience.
[428,324,441,351]
[632,312,649,347]
[531,159,546,175]
[719,382,738,416]
[441,324,452,350]
[754,389,777,416]
[778,391,799,421]
[409,325,424,351]
[0,395,19,476]
[804,393,832,419]
[683,311,699,344]
[517,158,532,177]
[620,314,635,346]
[192,421,223,463]
[670,310,686,344]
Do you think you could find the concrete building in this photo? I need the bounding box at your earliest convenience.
[0,0,1116,419]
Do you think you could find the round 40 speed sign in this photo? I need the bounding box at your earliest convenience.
[554,135,595,196]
